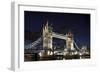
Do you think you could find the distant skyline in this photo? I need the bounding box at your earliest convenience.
[24,11,90,48]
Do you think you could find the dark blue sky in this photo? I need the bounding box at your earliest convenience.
[24,11,90,48]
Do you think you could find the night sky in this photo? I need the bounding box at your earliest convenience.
[24,11,90,49]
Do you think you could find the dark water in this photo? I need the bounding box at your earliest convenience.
[24,53,90,61]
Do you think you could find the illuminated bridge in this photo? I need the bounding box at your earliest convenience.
[25,32,81,51]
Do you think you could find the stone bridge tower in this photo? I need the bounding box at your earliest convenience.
[66,31,74,51]
[43,21,53,50]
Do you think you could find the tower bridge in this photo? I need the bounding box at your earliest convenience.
[24,21,90,61]
[25,21,81,53]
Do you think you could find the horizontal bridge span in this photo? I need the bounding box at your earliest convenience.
[52,32,67,40]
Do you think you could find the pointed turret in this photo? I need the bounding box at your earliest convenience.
[67,31,73,39]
